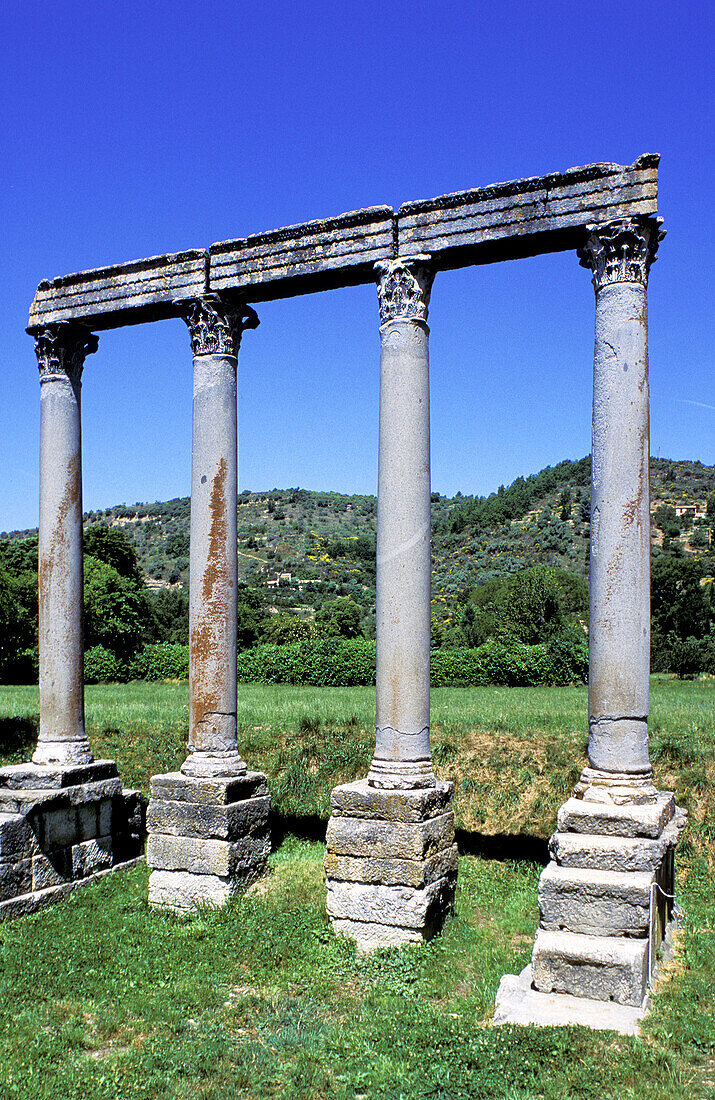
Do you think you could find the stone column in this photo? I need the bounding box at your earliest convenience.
[325,258,457,950]
[576,217,665,804]
[368,256,436,790]
[495,217,686,1027]
[147,294,271,912]
[181,294,258,779]
[33,323,98,767]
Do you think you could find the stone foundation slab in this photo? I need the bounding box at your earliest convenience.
[326,810,454,861]
[146,833,270,877]
[557,793,675,838]
[329,780,453,822]
[494,965,646,1035]
[549,823,679,873]
[324,844,458,888]
[150,771,268,805]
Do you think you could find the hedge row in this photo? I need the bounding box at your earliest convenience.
[85,635,589,686]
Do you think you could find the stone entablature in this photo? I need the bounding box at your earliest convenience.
[28,156,658,330]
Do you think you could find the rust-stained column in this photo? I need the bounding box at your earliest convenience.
[33,323,98,766]
[577,217,665,803]
[368,256,436,790]
[181,295,258,778]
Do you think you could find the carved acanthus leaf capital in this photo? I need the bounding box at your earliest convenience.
[34,323,98,384]
[181,294,259,357]
[578,217,665,291]
[375,256,434,325]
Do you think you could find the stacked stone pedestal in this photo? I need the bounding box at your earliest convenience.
[0,760,143,919]
[531,793,683,1007]
[147,771,270,911]
[496,790,685,1030]
[325,779,457,950]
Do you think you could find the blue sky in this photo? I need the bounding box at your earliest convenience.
[1,0,712,532]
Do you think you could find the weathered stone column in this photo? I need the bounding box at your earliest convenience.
[182,295,258,779]
[576,217,665,804]
[325,258,457,949]
[368,256,436,790]
[147,294,271,911]
[495,217,686,1030]
[34,323,97,767]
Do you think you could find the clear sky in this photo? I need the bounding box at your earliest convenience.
[0,0,712,532]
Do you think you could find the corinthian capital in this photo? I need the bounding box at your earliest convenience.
[34,323,98,385]
[578,217,665,291]
[181,294,259,357]
[375,256,434,325]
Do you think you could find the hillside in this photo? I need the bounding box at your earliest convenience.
[3,458,714,635]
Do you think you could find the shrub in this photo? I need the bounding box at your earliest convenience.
[84,645,124,684]
[128,642,189,681]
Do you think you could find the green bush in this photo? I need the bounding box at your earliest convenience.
[128,642,189,681]
[237,637,588,687]
[84,645,124,684]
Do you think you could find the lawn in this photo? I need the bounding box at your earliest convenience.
[0,679,713,1098]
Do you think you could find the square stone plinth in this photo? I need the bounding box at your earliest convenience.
[147,771,270,912]
[324,780,457,950]
[0,759,143,921]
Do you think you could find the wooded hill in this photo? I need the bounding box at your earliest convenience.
[3,458,714,622]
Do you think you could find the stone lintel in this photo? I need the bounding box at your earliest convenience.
[29,157,658,327]
[329,779,453,822]
[28,250,209,331]
[557,793,675,839]
[531,929,649,1007]
[149,771,268,805]
[494,965,646,1035]
[324,844,458,889]
[0,760,119,790]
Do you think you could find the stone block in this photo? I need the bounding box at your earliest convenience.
[557,793,675,839]
[72,837,113,878]
[148,870,241,912]
[0,759,119,790]
[329,779,453,822]
[550,830,672,873]
[324,843,458,889]
[0,858,33,901]
[32,849,72,890]
[325,812,454,861]
[532,929,648,1007]
[146,795,270,841]
[330,918,425,950]
[494,965,646,1035]
[538,863,652,937]
[326,876,454,930]
[150,771,268,805]
[0,812,40,863]
[146,833,270,877]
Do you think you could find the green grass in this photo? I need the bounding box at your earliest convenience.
[0,680,713,1098]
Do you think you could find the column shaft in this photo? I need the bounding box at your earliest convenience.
[578,218,664,799]
[181,296,258,778]
[369,257,435,790]
[34,326,97,766]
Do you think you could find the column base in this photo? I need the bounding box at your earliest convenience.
[146,771,270,912]
[325,778,457,950]
[495,789,686,1024]
[32,739,94,767]
[180,750,247,779]
[0,759,143,920]
[366,758,436,790]
[574,766,658,806]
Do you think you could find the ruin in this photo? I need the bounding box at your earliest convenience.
[6,153,683,1025]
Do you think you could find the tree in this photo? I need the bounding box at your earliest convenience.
[261,612,313,645]
[83,556,154,658]
[83,526,145,586]
[150,587,189,644]
[315,597,363,639]
[559,488,572,522]
[651,556,710,641]
[707,492,715,526]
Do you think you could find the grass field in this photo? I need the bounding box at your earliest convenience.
[0,679,713,1098]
